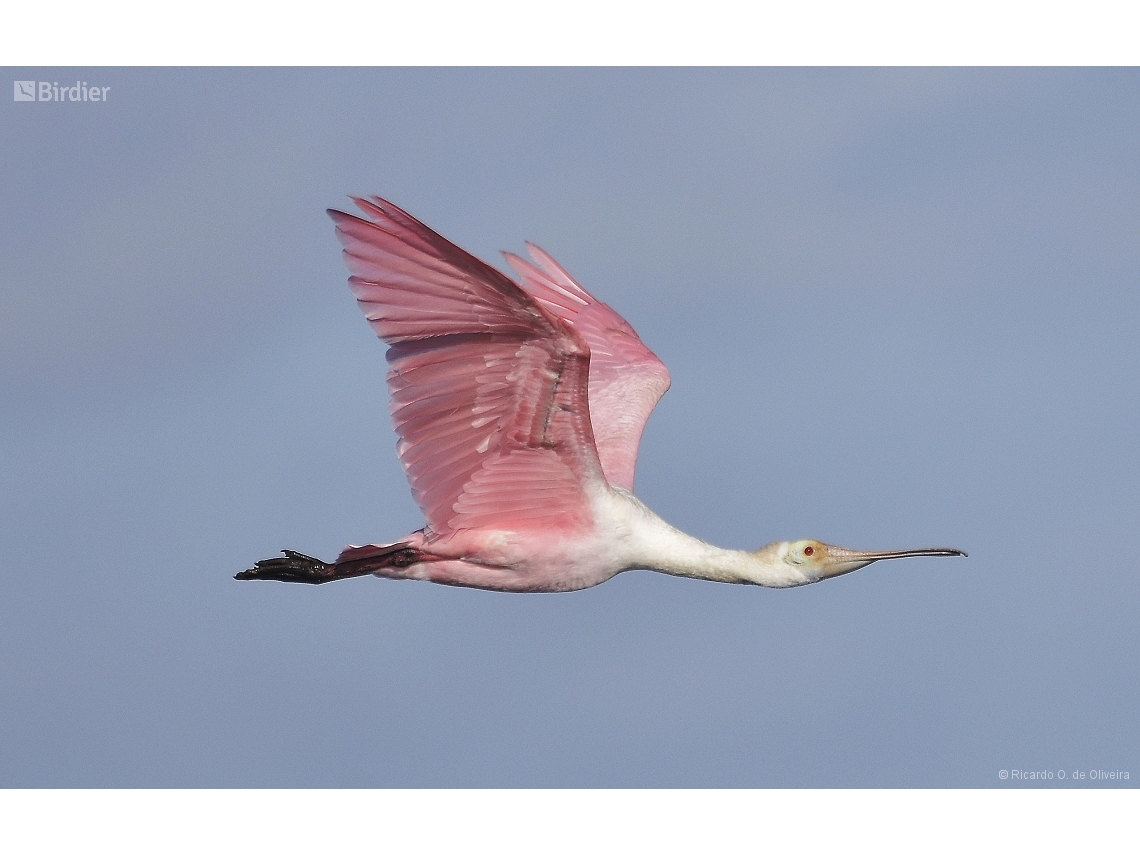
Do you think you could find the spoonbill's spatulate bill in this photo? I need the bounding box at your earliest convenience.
[238,197,965,592]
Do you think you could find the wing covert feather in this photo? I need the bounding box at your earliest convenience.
[504,245,670,491]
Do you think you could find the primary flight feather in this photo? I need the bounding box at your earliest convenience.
[238,197,964,592]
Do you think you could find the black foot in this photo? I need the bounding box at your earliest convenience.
[236,550,338,584]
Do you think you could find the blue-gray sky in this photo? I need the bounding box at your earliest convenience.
[1,68,1138,787]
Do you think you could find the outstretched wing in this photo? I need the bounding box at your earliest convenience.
[504,244,670,491]
[329,197,607,536]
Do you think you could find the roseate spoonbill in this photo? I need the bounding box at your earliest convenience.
[238,197,965,592]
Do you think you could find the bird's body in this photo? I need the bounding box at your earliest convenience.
[328,489,824,593]
[239,197,964,591]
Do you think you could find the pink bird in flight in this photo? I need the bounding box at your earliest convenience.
[238,197,964,592]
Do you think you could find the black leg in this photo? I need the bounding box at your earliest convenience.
[236,546,426,584]
[236,550,364,584]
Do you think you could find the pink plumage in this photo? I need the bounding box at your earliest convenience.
[502,243,671,492]
[238,197,965,592]
[329,197,618,538]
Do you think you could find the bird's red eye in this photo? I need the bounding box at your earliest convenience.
[803,546,814,556]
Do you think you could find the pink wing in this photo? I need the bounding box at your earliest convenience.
[504,244,671,491]
[329,197,607,536]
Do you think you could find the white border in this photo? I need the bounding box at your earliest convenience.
[2,1,1140,65]
[2,789,1138,853]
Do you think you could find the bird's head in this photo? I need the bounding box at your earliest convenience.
[755,539,966,586]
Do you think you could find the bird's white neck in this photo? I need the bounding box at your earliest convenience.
[610,490,806,588]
